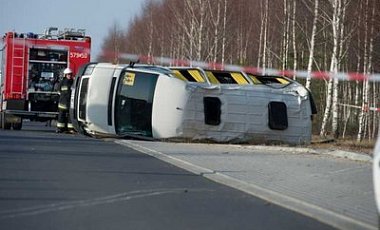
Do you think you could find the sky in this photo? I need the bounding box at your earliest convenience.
[0,0,146,61]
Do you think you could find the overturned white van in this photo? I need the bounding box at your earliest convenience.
[70,63,316,145]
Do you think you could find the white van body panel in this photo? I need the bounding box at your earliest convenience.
[177,84,312,144]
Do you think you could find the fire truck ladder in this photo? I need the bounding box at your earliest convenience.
[10,35,26,99]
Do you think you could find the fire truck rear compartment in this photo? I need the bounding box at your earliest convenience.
[28,92,59,113]
[1,28,91,130]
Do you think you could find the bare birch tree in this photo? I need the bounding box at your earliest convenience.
[281,0,291,70]
[99,0,380,141]
[209,0,221,62]
[292,0,298,80]
[221,0,228,64]
[357,0,370,142]
[319,0,340,138]
[262,0,269,70]
[368,0,376,140]
[306,0,319,90]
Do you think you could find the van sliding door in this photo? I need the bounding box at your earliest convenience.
[114,71,158,137]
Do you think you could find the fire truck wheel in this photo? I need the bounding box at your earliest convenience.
[0,113,11,129]
[12,120,23,130]
[3,121,11,130]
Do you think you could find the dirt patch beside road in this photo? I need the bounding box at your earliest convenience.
[311,136,375,155]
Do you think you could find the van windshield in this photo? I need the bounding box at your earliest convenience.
[114,71,158,137]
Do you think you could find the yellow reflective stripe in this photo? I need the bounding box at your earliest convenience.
[57,122,66,128]
[276,77,290,85]
[188,70,205,82]
[61,86,69,91]
[58,103,68,110]
[248,75,262,84]
[206,71,220,84]
[231,73,249,85]
[172,70,188,82]
[67,123,74,129]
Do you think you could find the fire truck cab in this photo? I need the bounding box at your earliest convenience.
[0,27,91,129]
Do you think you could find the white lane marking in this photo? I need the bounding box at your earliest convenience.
[115,140,215,176]
[0,188,213,219]
[118,140,377,230]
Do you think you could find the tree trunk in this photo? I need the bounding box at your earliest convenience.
[332,0,347,139]
[221,0,227,65]
[262,0,269,70]
[212,0,221,63]
[257,0,265,68]
[306,0,319,90]
[368,0,376,139]
[281,0,290,71]
[292,0,298,80]
[320,79,333,137]
[196,0,205,60]
[320,0,342,138]
[357,0,371,142]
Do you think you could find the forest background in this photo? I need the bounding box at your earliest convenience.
[98,0,380,145]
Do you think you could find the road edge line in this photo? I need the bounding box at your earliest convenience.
[116,140,376,230]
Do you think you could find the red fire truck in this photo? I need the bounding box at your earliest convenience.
[0,27,91,129]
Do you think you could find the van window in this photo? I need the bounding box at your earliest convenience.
[268,101,288,130]
[248,74,291,86]
[107,77,117,126]
[204,97,221,126]
[246,74,262,84]
[172,69,206,83]
[78,77,89,120]
[206,71,249,84]
[114,71,158,137]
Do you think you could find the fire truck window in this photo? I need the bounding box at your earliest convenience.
[28,48,68,92]
[114,71,158,137]
[1,50,4,83]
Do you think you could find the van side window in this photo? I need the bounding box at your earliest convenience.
[205,71,249,85]
[204,97,221,126]
[268,101,288,130]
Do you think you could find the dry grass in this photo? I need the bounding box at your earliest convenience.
[164,136,377,155]
[311,136,376,155]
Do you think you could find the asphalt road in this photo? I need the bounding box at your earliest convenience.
[0,121,335,230]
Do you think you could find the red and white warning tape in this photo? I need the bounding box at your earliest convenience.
[339,103,380,112]
[116,53,380,82]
